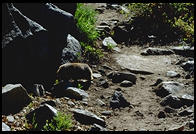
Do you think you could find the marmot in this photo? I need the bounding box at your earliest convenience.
[56,63,93,82]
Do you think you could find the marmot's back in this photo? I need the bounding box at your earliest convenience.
[56,63,93,81]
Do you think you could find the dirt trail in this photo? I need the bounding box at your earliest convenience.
[86,3,194,131]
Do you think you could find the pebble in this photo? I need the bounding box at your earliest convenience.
[158,111,166,118]
[7,115,15,123]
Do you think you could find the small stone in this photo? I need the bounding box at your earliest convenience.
[102,65,113,70]
[41,100,56,107]
[120,80,133,87]
[189,120,194,129]
[2,122,11,131]
[7,115,15,123]
[164,106,177,113]
[168,125,184,131]
[67,100,75,107]
[178,109,193,116]
[101,111,112,116]
[98,79,109,88]
[158,111,166,118]
[89,123,108,131]
[92,73,102,79]
[166,71,180,78]
[97,99,106,107]
[81,101,88,106]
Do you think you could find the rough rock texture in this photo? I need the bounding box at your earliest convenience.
[2,3,76,90]
[2,122,11,131]
[171,46,194,57]
[141,47,174,55]
[89,124,108,131]
[72,109,106,127]
[26,104,58,129]
[2,84,32,115]
[166,71,180,78]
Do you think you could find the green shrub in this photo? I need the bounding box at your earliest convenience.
[43,112,72,131]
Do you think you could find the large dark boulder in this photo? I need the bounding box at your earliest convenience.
[2,3,76,90]
[53,3,77,16]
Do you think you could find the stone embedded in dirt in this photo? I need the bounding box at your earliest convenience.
[179,94,194,107]
[168,125,185,131]
[92,73,102,79]
[155,81,184,98]
[160,95,184,109]
[141,47,174,56]
[189,120,194,129]
[102,37,118,49]
[106,3,121,10]
[101,111,112,116]
[2,122,11,131]
[98,69,106,75]
[158,111,166,118]
[28,84,45,97]
[64,87,89,100]
[113,47,121,52]
[164,106,177,113]
[171,46,194,57]
[72,109,106,127]
[2,84,32,115]
[89,123,108,131]
[95,7,105,14]
[26,104,58,129]
[178,109,193,116]
[120,80,133,87]
[125,68,154,75]
[119,6,129,14]
[166,71,180,78]
[96,99,106,107]
[101,65,113,70]
[181,60,194,72]
[108,71,137,84]
[112,25,129,44]
[97,79,109,88]
[7,115,15,123]
[61,34,82,63]
[96,25,111,33]
[67,100,75,107]
[41,100,56,107]
[150,78,163,87]
[110,91,130,109]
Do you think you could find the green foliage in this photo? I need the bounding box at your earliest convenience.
[24,113,38,131]
[43,112,72,131]
[75,3,100,43]
[77,83,83,89]
[128,3,194,44]
[75,3,103,63]
[55,79,59,85]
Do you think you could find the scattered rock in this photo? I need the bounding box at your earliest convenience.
[160,95,184,109]
[101,111,112,116]
[171,46,194,57]
[119,6,129,14]
[61,34,82,63]
[158,111,166,118]
[26,104,58,129]
[96,25,111,33]
[2,84,32,115]
[98,69,106,75]
[102,37,118,50]
[65,87,89,100]
[95,7,105,13]
[150,78,163,86]
[72,109,106,127]
[189,120,194,129]
[120,80,133,87]
[108,71,137,84]
[164,106,177,113]
[92,73,102,79]
[89,124,108,131]
[126,68,154,75]
[113,47,121,52]
[166,71,180,78]
[101,65,113,70]
[7,115,15,123]
[41,100,56,107]
[67,100,75,107]
[97,79,109,88]
[179,94,194,107]
[28,84,45,96]
[168,125,184,131]
[110,91,130,109]
[155,81,184,98]
[96,99,106,107]
[178,109,193,116]
[141,47,174,56]
[181,60,194,72]
[112,25,130,44]
[2,122,11,131]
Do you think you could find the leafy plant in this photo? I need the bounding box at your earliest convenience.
[43,112,72,131]
[77,83,83,89]
[24,113,38,131]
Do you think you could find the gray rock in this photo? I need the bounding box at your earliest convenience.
[113,47,121,52]
[2,122,11,131]
[110,91,130,109]
[2,84,32,115]
[166,71,180,78]
[101,111,112,116]
[67,100,75,107]
[158,111,166,118]
[29,84,45,96]
[102,65,113,70]
[179,94,194,107]
[168,125,185,131]
[41,100,56,107]
[108,71,137,84]
[95,7,105,13]
[92,73,102,79]
[164,106,177,113]
[26,104,57,129]
[102,37,117,49]
[160,95,184,109]
[96,25,111,33]
[61,34,82,64]
[171,46,194,57]
[119,6,129,14]
[126,68,154,75]
[97,79,109,88]
[178,109,193,116]
[7,115,15,123]
[72,109,106,127]
[150,78,163,86]
[155,81,184,97]
[120,80,133,87]
[89,123,108,131]
[181,60,194,72]
[189,120,194,129]
[113,25,130,44]
[96,99,106,107]
[65,87,89,100]
[141,47,174,55]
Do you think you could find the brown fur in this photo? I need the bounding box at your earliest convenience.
[56,63,93,82]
